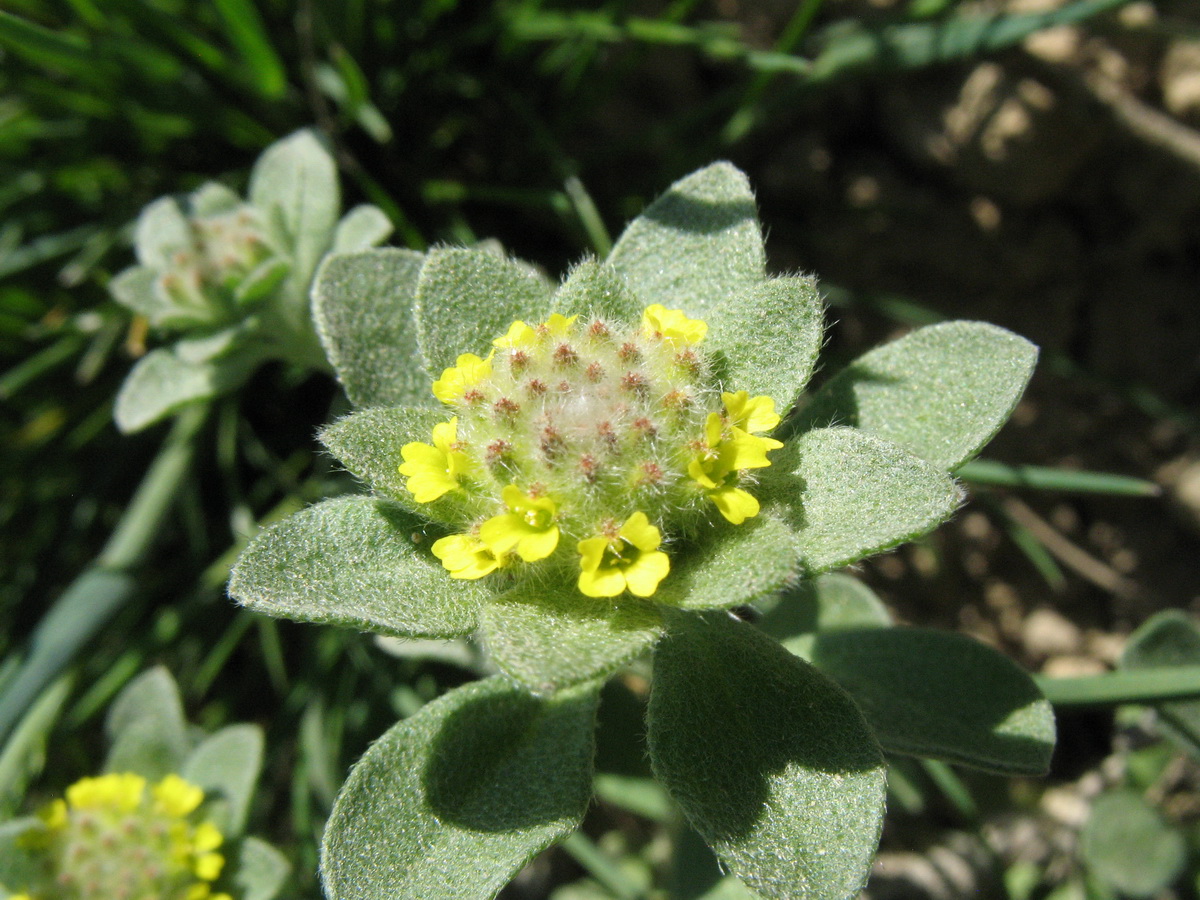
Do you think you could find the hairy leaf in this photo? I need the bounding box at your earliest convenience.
[480,585,663,693]
[706,276,823,410]
[773,426,963,573]
[182,724,264,836]
[104,666,191,779]
[551,258,643,321]
[756,572,891,658]
[1082,790,1186,898]
[229,496,486,638]
[114,346,256,433]
[321,677,597,900]
[1121,611,1200,757]
[811,627,1055,774]
[648,612,886,900]
[795,321,1037,470]
[415,247,552,373]
[313,248,431,408]
[235,836,292,900]
[332,204,394,253]
[608,163,765,316]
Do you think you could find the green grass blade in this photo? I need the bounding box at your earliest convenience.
[0,10,95,75]
[1037,666,1200,707]
[213,0,288,98]
[959,459,1161,497]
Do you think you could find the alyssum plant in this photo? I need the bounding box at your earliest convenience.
[230,163,1056,900]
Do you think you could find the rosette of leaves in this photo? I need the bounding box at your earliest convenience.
[0,667,289,900]
[109,129,393,433]
[230,164,1057,900]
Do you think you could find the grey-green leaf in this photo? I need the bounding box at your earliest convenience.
[248,129,339,287]
[229,495,485,638]
[321,676,598,900]
[811,627,1056,774]
[109,265,170,323]
[608,163,765,316]
[648,612,886,900]
[655,514,800,611]
[188,181,242,216]
[182,724,264,836]
[134,196,190,268]
[319,406,446,512]
[1120,611,1200,756]
[312,248,431,408]
[115,346,257,433]
[551,259,642,322]
[104,666,191,779]
[1081,790,1186,898]
[774,426,963,573]
[414,246,553,373]
[332,204,394,253]
[756,572,891,659]
[795,321,1038,470]
[480,584,664,693]
[235,836,292,900]
[0,819,40,893]
[706,276,823,409]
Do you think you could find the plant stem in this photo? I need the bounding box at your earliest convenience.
[561,831,649,900]
[0,403,209,746]
[1037,666,1200,707]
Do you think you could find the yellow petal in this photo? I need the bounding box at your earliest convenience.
[494,320,536,349]
[544,313,579,335]
[432,534,502,579]
[578,564,626,597]
[722,391,781,434]
[153,774,204,817]
[624,550,670,597]
[430,417,458,451]
[194,851,225,881]
[517,525,560,562]
[479,512,523,555]
[432,353,493,403]
[641,304,707,345]
[710,486,760,524]
[619,511,661,553]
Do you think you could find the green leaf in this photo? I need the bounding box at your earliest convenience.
[104,666,191,779]
[655,514,800,611]
[479,584,664,692]
[319,406,449,515]
[414,247,553,373]
[212,0,288,98]
[109,265,170,323]
[312,249,432,408]
[182,724,263,836]
[1081,790,1186,898]
[1120,611,1200,756]
[706,276,823,409]
[0,676,71,816]
[248,129,339,288]
[234,836,292,900]
[115,346,256,433]
[810,627,1055,774]
[795,321,1038,470]
[608,163,765,316]
[697,877,762,900]
[229,495,485,638]
[134,195,190,269]
[332,204,394,253]
[756,572,891,658]
[189,181,242,216]
[648,612,886,900]
[0,818,40,893]
[233,256,290,306]
[321,676,598,900]
[551,258,642,321]
[774,426,963,573]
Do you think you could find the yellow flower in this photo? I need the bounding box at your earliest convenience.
[66,773,146,813]
[432,533,506,579]
[641,304,707,345]
[494,314,579,349]
[399,417,473,503]
[577,512,671,597]
[689,413,777,525]
[722,391,783,437]
[154,773,204,818]
[479,485,561,561]
[39,799,67,831]
[432,352,493,403]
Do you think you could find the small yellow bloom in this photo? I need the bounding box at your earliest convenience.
[399,417,473,503]
[542,313,578,336]
[480,485,561,562]
[154,773,204,818]
[192,821,224,854]
[689,413,778,525]
[642,304,707,345]
[39,798,67,831]
[432,352,493,403]
[66,773,146,813]
[432,533,505,579]
[493,320,537,349]
[577,512,671,598]
[194,851,225,881]
[722,391,783,437]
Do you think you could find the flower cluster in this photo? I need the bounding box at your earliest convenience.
[398,304,782,598]
[151,198,288,331]
[14,772,231,900]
